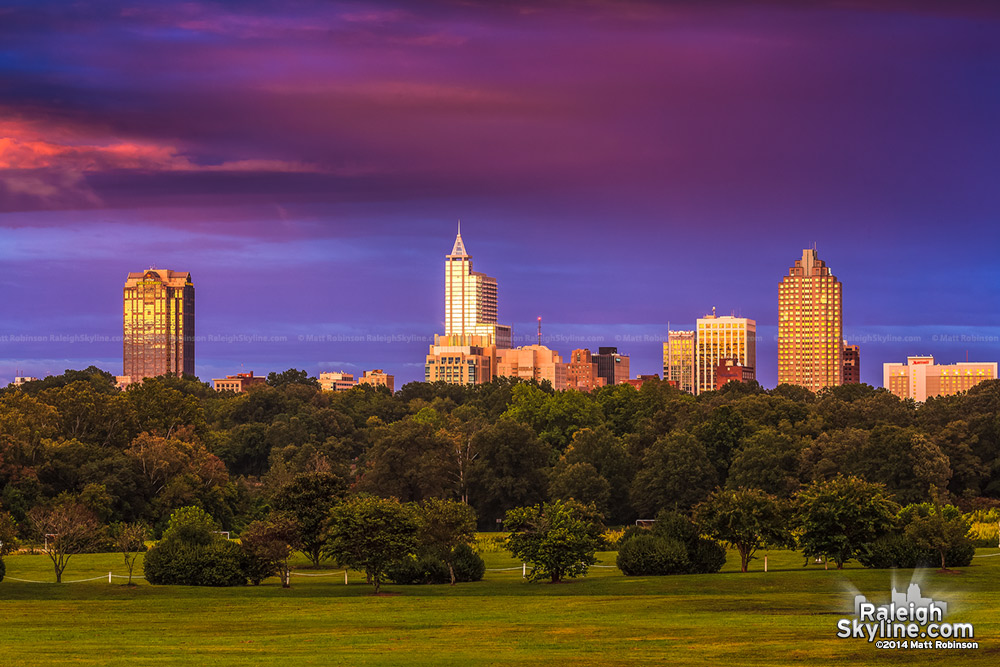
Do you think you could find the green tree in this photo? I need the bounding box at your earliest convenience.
[160,506,219,546]
[696,488,791,572]
[0,510,20,555]
[548,462,611,516]
[726,428,804,497]
[266,369,320,389]
[630,432,717,516]
[562,426,635,524]
[467,420,553,525]
[902,499,972,571]
[240,511,302,587]
[504,499,604,583]
[323,496,418,594]
[416,498,477,585]
[272,471,348,567]
[357,419,453,501]
[795,475,898,569]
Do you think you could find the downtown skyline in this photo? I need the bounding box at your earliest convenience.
[2,1,1000,387]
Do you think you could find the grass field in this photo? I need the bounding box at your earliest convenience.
[1,547,997,666]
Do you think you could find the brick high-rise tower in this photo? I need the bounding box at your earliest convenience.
[778,249,842,392]
[123,269,195,381]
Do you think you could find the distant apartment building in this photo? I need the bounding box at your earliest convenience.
[425,334,497,385]
[778,249,843,392]
[714,357,755,390]
[593,347,629,387]
[319,371,357,392]
[496,345,568,390]
[842,343,860,384]
[695,314,756,394]
[883,356,997,402]
[566,349,606,391]
[358,369,395,393]
[663,330,695,394]
[123,269,195,382]
[213,371,266,393]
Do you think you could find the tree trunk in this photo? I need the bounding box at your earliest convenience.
[449,562,456,586]
[740,548,750,573]
[939,550,947,570]
[551,570,560,583]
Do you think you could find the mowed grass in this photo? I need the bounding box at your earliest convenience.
[1,547,998,666]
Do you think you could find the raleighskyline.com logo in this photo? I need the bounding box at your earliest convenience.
[836,582,978,650]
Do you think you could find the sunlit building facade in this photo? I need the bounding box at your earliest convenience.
[883,356,997,402]
[358,369,395,393]
[496,345,568,390]
[319,371,357,392]
[213,371,266,393]
[663,330,695,394]
[778,249,843,392]
[695,314,755,394]
[843,343,860,384]
[425,334,497,385]
[444,224,512,348]
[566,348,606,391]
[123,269,194,381]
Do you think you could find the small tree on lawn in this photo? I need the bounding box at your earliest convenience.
[902,496,972,571]
[240,511,302,587]
[272,471,347,568]
[417,498,477,585]
[28,501,105,583]
[0,510,20,556]
[323,496,417,594]
[110,522,148,585]
[696,487,791,573]
[795,475,898,569]
[504,499,604,583]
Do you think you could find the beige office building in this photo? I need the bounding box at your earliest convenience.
[123,269,194,381]
[425,334,498,385]
[883,356,997,402]
[778,249,843,392]
[695,314,756,394]
[358,369,395,393]
[213,372,266,393]
[496,345,568,390]
[319,371,357,392]
[663,330,695,394]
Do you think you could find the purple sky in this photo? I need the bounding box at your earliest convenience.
[2,0,1000,388]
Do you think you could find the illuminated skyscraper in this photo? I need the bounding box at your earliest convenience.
[444,223,511,348]
[663,330,695,394]
[778,249,843,392]
[695,314,755,395]
[123,269,194,381]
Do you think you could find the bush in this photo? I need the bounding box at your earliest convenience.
[617,535,690,575]
[858,533,975,569]
[144,540,247,586]
[386,544,486,585]
[0,557,5,583]
[687,537,728,574]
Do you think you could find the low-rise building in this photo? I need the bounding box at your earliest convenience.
[213,371,267,393]
[883,356,997,401]
[358,369,395,393]
[319,371,357,392]
[714,357,755,390]
[496,345,568,390]
[566,349,606,391]
[594,347,629,386]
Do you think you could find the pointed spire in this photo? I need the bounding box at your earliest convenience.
[450,219,468,256]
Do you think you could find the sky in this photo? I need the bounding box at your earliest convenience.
[2,0,1000,388]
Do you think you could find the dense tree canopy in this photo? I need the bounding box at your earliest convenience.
[2,371,999,542]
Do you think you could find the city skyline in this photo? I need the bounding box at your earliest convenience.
[2,1,1000,387]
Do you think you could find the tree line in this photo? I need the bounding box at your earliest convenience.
[3,365,1000,546]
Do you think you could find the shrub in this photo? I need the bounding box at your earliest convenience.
[144,540,247,587]
[687,537,728,574]
[617,535,689,575]
[386,545,485,585]
[858,533,975,569]
[0,557,5,583]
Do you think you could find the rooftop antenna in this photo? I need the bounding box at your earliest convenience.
[537,317,542,346]
[712,305,716,317]
[457,219,461,235]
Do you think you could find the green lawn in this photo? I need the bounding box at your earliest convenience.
[1,547,997,666]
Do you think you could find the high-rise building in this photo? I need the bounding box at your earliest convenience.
[358,369,395,393]
[883,356,997,402]
[496,345,568,390]
[663,330,695,394]
[843,343,860,384]
[566,348,606,391]
[444,223,511,348]
[778,249,843,392]
[123,269,194,381]
[427,226,511,385]
[594,347,629,386]
[695,314,755,394]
